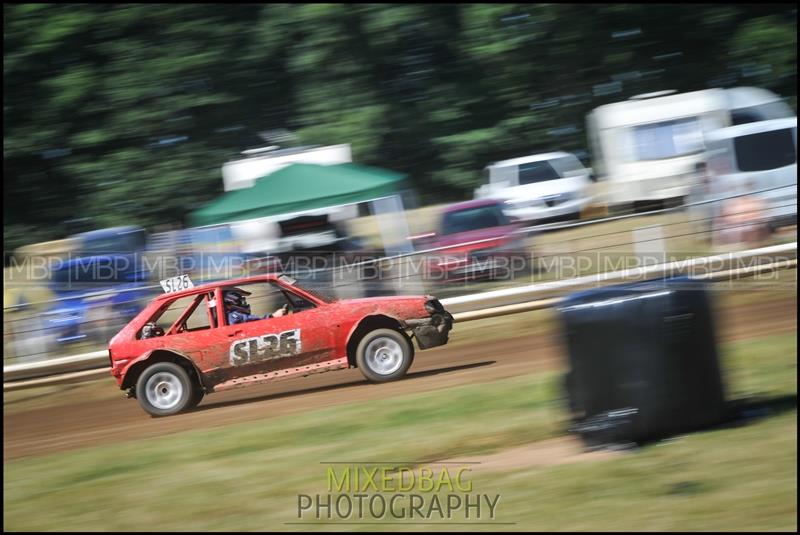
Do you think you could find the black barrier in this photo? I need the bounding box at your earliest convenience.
[558,277,727,447]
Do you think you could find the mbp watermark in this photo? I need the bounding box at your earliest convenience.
[294,463,503,524]
[4,249,794,291]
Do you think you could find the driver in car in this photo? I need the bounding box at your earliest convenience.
[224,288,288,325]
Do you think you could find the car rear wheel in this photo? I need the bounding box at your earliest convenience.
[135,362,195,417]
[356,328,414,383]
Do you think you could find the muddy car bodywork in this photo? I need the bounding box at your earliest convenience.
[108,274,453,410]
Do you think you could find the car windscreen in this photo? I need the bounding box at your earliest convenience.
[441,205,509,235]
[734,128,797,172]
[278,273,335,303]
[549,155,586,177]
[518,161,561,184]
[731,101,794,125]
[631,116,703,161]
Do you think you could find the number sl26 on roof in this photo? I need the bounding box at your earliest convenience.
[160,274,194,294]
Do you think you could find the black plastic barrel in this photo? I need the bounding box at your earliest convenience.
[558,277,726,447]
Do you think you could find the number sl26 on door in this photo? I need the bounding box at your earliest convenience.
[107,273,454,416]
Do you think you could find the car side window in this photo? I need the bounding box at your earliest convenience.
[243,283,288,319]
[179,295,214,333]
[138,293,215,338]
[220,282,314,324]
[139,296,191,338]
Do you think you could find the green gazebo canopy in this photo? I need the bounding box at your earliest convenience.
[189,163,406,227]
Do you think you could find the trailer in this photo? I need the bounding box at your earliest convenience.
[586,87,793,208]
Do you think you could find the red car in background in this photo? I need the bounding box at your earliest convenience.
[108,273,453,416]
[415,199,530,283]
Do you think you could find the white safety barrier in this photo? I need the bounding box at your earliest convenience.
[3,242,796,390]
[3,350,109,382]
[441,241,796,312]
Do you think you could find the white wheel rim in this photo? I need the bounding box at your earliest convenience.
[365,337,404,375]
[145,372,183,410]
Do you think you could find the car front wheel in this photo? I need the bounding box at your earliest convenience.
[356,328,414,383]
[135,362,195,417]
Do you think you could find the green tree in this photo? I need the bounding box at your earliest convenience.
[3,4,796,255]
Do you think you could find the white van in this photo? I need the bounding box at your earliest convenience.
[475,151,594,223]
[586,87,794,207]
[703,117,797,228]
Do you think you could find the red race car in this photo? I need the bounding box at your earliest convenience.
[108,273,453,416]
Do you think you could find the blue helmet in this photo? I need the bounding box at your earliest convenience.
[224,288,251,314]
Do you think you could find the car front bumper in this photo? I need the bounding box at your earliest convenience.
[505,197,591,222]
[405,311,454,350]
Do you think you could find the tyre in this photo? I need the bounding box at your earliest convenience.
[135,362,195,417]
[186,385,205,410]
[356,328,414,383]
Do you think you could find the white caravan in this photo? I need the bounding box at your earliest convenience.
[475,151,594,223]
[586,87,794,206]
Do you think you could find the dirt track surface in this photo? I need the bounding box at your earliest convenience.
[4,295,796,461]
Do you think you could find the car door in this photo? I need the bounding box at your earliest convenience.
[210,282,335,385]
[163,291,221,368]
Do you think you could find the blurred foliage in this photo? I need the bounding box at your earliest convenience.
[3,4,797,251]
